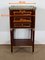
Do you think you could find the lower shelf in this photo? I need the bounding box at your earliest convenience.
[13,39,33,46]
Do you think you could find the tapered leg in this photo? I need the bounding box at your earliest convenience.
[31,29,32,41]
[32,43,34,52]
[10,29,14,53]
[32,29,34,52]
[11,43,13,52]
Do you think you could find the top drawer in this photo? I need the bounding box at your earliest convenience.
[10,10,35,16]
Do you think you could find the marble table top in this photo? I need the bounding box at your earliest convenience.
[9,6,36,10]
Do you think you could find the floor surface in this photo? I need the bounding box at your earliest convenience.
[0,45,45,60]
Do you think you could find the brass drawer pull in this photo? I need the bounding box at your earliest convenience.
[19,10,22,13]
[13,17,15,22]
[30,11,32,15]
[22,24,23,26]
[13,12,15,15]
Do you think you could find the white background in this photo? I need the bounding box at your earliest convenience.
[0,0,45,44]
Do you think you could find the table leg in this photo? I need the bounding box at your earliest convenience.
[32,29,34,52]
[10,29,14,53]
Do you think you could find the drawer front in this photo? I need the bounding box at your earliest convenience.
[13,23,31,28]
[10,10,35,16]
[13,17,32,23]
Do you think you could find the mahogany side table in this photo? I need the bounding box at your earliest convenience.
[9,6,36,52]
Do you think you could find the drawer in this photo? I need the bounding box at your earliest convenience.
[13,23,31,28]
[10,10,35,16]
[13,10,32,14]
[10,16,31,24]
[13,19,32,23]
